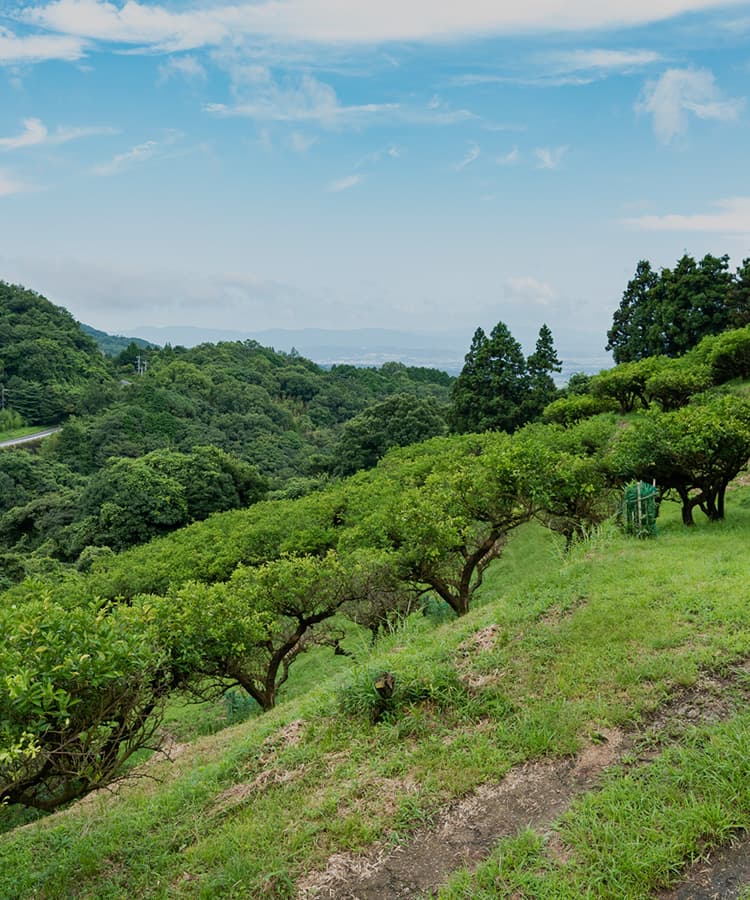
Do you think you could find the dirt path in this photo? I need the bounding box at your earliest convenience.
[297,663,750,900]
[299,730,625,899]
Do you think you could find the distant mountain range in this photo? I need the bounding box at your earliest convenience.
[124,325,608,379]
[81,322,608,379]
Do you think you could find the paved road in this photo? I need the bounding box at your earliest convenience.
[0,427,61,449]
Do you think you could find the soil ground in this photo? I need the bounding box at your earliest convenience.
[298,663,750,899]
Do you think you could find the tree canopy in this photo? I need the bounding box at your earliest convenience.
[450,321,561,434]
[605,254,745,363]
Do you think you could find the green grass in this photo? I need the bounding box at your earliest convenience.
[439,714,750,899]
[3,494,750,897]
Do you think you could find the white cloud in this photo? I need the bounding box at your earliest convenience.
[623,196,750,233]
[19,0,750,48]
[453,48,661,90]
[496,146,519,165]
[0,170,31,196]
[327,174,363,192]
[505,276,557,306]
[0,118,117,150]
[157,55,207,84]
[637,67,745,143]
[534,146,567,169]
[456,141,480,170]
[288,131,318,153]
[0,26,86,64]
[92,131,183,175]
[549,48,662,73]
[205,73,399,127]
[355,143,402,167]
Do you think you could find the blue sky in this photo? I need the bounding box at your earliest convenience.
[1,0,749,362]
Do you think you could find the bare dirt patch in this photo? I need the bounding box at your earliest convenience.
[630,661,750,766]
[209,719,308,815]
[656,833,750,900]
[297,660,750,900]
[455,625,505,692]
[297,728,626,900]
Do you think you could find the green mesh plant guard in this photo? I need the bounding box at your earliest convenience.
[623,481,658,538]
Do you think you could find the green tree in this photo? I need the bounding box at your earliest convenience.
[333,394,447,475]
[524,323,562,419]
[157,552,365,711]
[606,260,660,363]
[345,434,553,615]
[728,258,750,326]
[78,458,189,551]
[611,396,750,525]
[0,586,168,811]
[450,322,529,433]
[606,255,735,362]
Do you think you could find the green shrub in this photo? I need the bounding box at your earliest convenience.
[0,585,169,811]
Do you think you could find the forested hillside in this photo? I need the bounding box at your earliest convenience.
[0,282,452,586]
[79,324,156,357]
[0,283,111,425]
[5,264,750,897]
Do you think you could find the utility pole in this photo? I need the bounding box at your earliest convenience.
[0,384,5,410]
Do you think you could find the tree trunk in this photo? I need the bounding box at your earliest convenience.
[676,486,695,526]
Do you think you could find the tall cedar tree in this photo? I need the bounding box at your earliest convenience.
[524,324,562,419]
[451,321,555,434]
[606,254,737,363]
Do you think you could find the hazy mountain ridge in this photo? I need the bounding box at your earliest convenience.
[129,324,605,378]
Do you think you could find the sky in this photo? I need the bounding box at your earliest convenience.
[0,0,749,363]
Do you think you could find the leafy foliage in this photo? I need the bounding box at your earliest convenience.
[0,282,111,424]
[333,393,447,475]
[450,321,561,434]
[611,395,750,524]
[0,585,168,811]
[606,254,741,362]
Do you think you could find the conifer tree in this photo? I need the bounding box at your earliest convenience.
[450,321,528,433]
[525,323,562,419]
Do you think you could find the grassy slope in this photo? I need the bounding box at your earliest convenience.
[3,495,750,898]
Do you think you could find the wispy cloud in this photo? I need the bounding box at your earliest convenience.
[327,173,364,192]
[623,196,750,232]
[496,146,519,165]
[92,131,184,176]
[157,55,207,84]
[505,276,557,306]
[18,0,750,48]
[205,70,473,129]
[0,26,86,64]
[355,144,402,167]
[548,48,662,74]
[0,118,117,151]
[205,72,398,128]
[534,146,568,169]
[456,141,480,170]
[287,131,318,153]
[637,67,745,143]
[453,48,662,90]
[0,169,31,196]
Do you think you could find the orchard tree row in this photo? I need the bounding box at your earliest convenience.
[6,366,750,812]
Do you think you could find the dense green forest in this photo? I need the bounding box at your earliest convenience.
[4,255,750,896]
[0,282,453,584]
